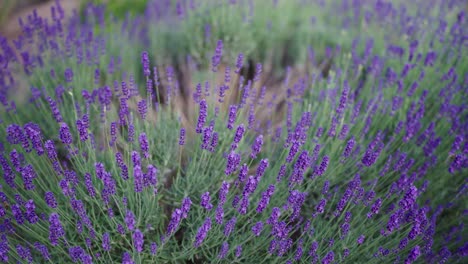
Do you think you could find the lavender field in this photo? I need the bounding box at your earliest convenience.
[0,0,467,263]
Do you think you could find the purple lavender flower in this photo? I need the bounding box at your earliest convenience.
[277,238,293,256]
[215,206,224,224]
[132,229,144,252]
[399,185,418,211]
[218,241,229,259]
[238,195,250,215]
[16,244,33,263]
[357,234,365,245]
[267,207,281,225]
[59,122,73,145]
[9,150,21,171]
[225,152,241,175]
[139,133,149,159]
[248,104,255,129]
[294,240,304,261]
[84,173,96,197]
[47,97,63,123]
[290,151,311,184]
[200,192,213,210]
[34,242,50,261]
[265,238,280,256]
[102,232,111,251]
[194,217,212,247]
[133,165,144,193]
[146,164,158,187]
[276,165,286,182]
[128,123,135,142]
[287,190,307,219]
[227,105,237,130]
[449,134,463,155]
[311,144,321,162]
[314,155,329,176]
[322,181,330,195]
[201,125,214,150]
[405,246,421,263]
[237,163,248,184]
[0,204,6,218]
[179,128,186,146]
[6,124,25,146]
[115,152,124,166]
[256,185,275,213]
[193,83,202,103]
[69,246,85,262]
[368,198,382,218]
[449,154,465,174]
[196,100,208,133]
[14,194,24,205]
[82,254,92,264]
[25,200,39,224]
[0,236,8,261]
[138,100,147,120]
[339,124,349,140]
[286,142,300,163]
[24,123,44,155]
[254,63,262,82]
[109,122,117,146]
[252,221,264,236]
[211,40,223,72]
[232,124,245,145]
[243,176,259,196]
[271,221,291,239]
[141,51,150,77]
[150,242,158,255]
[122,252,134,264]
[322,251,334,264]
[64,68,74,82]
[315,199,327,215]
[12,204,24,225]
[256,159,269,178]
[235,245,242,258]
[76,119,88,142]
[108,208,114,218]
[235,53,244,73]
[327,117,338,137]
[224,216,237,237]
[219,85,227,103]
[341,223,350,237]
[95,163,106,180]
[131,151,141,167]
[117,224,125,235]
[336,81,350,117]
[167,209,183,235]
[344,212,352,223]
[308,241,318,258]
[181,197,192,219]
[218,181,230,206]
[49,213,65,246]
[45,140,58,160]
[125,210,136,231]
[21,164,37,190]
[250,135,263,159]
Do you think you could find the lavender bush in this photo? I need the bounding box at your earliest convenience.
[0,0,467,263]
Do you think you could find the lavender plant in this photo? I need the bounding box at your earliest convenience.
[0,0,467,263]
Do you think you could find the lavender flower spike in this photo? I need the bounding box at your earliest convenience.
[194,217,212,248]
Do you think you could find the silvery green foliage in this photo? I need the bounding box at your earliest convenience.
[0,0,466,263]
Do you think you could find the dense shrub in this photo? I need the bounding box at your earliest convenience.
[0,0,466,263]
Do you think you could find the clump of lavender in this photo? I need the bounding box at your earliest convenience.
[0,0,466,263]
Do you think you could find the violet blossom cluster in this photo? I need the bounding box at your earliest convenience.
[0,0,466,263]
